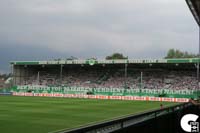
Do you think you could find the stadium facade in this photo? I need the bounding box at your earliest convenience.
[9,58,200,102]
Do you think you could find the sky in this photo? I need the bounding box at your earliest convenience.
[0,0,199,73]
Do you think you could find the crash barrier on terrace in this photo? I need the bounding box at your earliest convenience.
[56,102,199,133]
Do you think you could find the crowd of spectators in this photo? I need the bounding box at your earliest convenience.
[21,69,198,90]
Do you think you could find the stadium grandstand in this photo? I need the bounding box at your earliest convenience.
[10,59,200,90]
[9,58,200,102]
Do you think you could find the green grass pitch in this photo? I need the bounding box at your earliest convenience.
[0,96,177,133]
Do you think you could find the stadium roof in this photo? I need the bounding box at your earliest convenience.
[186,0,200,26]
[10,58,200,65]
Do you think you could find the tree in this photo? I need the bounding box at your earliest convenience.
[165,49,176,58]
[106,53,128,60]
[165,49,197,58]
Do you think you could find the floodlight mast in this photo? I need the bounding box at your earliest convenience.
[198,26,200,91]
[186,0,200,96]
[196,26,200,99]
[196,25,200,92]
[196,0,199,97]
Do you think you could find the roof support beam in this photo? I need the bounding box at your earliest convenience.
[186,0,200,26]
